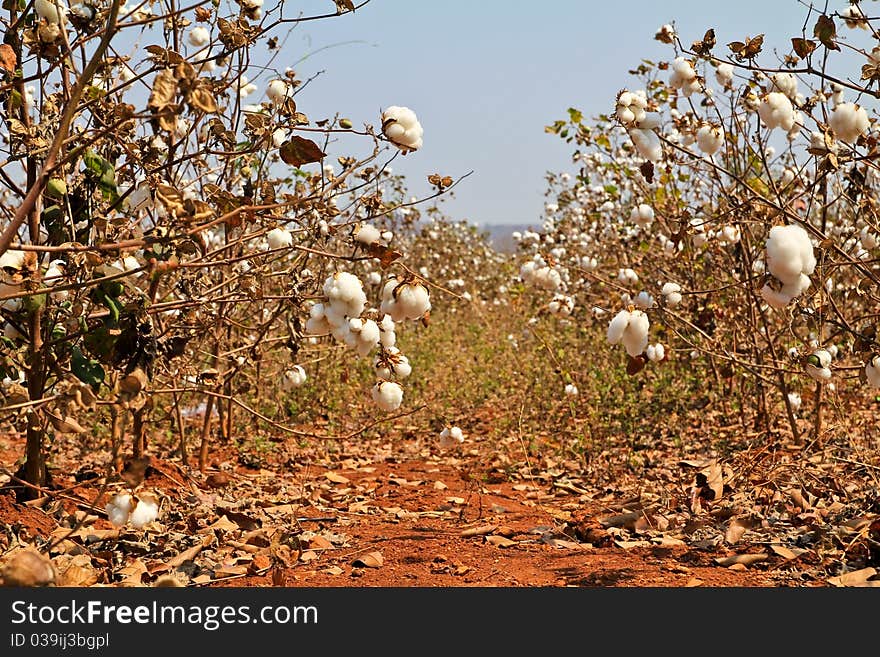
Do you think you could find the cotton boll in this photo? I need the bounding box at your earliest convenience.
[758,93,796,131]
[564,383,578,397]
[719,225,741,244]
[548,294,574,316]
[842,3,868,29]
[630,204,654,227]
[859,226,878,250]
[282,365,307,390]
[35,0,67,24]
[129,495,159,529]
[618,268,639,285]
[646,343,665,362]
[438,426,464,449]
[629,127,662,162]
[0,249,25,271]
[765,224,815,288]
[661,282,682,308]
[266,79,291,104]
[715,62,734,86]
[607,309,650,357]
[606,310,630,344]
[378,314,396,348]
[787,392,802,411]
[188,26,210,47]
[106,493,134,527]
[354,223,381,245]
[669,57,698,96]
[771,72,798,99]
[805,349,832,382]
[829,102,869,143]
[634,291,655,309]
[381,106,423,154]
[266,227,292,250]
[696,124,724,155]
[866,355,880,387]
[237,75,257,98]
[372,380,403,412]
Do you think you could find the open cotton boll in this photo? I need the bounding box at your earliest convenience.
[43,260,68,302]
[381,106,423,154]
[829,102,869,143]
[715,62,734,86]
[628,127,662,161]
[106,493,134,527]
[237,75,257,98]
[266,79,291,104]
[630,204,654,227]
[771,72,798,99]
[188,26,210,47]
[35,0,67,24]
[842,3,869,29]
[129,495,159,529]
[617,268,639,285]
[634,291,654,309]
[607,309,650,356]
[766,224,815,285]
[323,272,367,318]
[805,349,832,382]
[646,343,665,362]
[696,124,723,155]
[669,57,699,97]
[372,380,403,412]
[439,426,464,449]
[661,282,682,307]
[564,383,578,397]
[866,356,880,387]
[282,365,307,390]
[758,93,796,131]
[378,314,397,348]
[0,249,25,271]
[548,294,574,316]
[266,227,292,250]
[354,223,382,245]
[787,392,802,411]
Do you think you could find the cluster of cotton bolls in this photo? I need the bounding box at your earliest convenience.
[617,268,639,286]
[520,257,562,291]
[606,308,650,357]
[661,282,682,307]
[106,492,159,529]
[381,106,423,154]
[760,224,816,309]
[616,90,662,161]
[668,57,701,97]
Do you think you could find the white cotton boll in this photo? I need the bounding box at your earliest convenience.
[842,3,868,29]
[719,225,741,244]
[696,124,724,155]
[621,310,649,357]
[787,392,802,411]
[372,380,403,412]
[35,0,67,24]
[378,314,396,348]
[859,226,878,250]
[355,223,381,245]
[564,383,579,397]
[607,310,630,344]
[766,224,815,286]
[669,57,698,96]
[715,62,734,86]
[188,26,210,47]
[548,294,574,317]
[367,271,382,286]
[323,272,367,318]
[758,93,796,131]
[630,204,654,227]
[618,268,639,285]
[381,231,393,243]
[359,319,380,346]
[646,343,665,362]
[866,355,880,387]
[662,282,682,307]
[266,79,291,104]
[129,495,159,529]
[266,227,292,250]
[44,261,67,301]
[106,493,134,527]
[381,106,423,153]
[394,282,431,320]
[809,131,837,154]
[272,128,287,148]
[771,72,798,99]
[629,127,662,162]
[634,291,655,309]
[760,283,793,309]
[829,102,869,143]
[282,365,307,390]
[439,426,464,449]
[0,249,25,271]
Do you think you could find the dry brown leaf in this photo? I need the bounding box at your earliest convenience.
[714,553,768,567]
[0,44,17,72]
[725,517,752,544]
[279,136,326,167]
[166,535,213,570]
[485,535,517,548]
[614,540,652,549]
[214,564,248,577]
[598,511,640,529]
[352,551,383,568]
[54,554,98,587]
[118,559,148,587]
[827,567,878,587]
[0,549,56,587]
[324,472,350,485]
[433,480,448,490]
[205,472,232,488]
[44,410,86,434]
[299,550,318,562]
[308,535,333,550]
[769,544,807,560]
[203,515,239,533]
[322,565,344,576]
[460,524,497,538]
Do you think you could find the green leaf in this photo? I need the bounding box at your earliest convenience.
[71,346,105,389]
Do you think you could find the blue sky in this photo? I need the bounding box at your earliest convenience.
[283,1,843,226]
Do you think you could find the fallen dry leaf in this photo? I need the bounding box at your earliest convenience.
[461,524,497,538]
[827,567,878,587]
[0,549,56,587]
[352,551,383,568]
[325,472,350,485]
[715,553,768,567]
[485,535,517,548]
